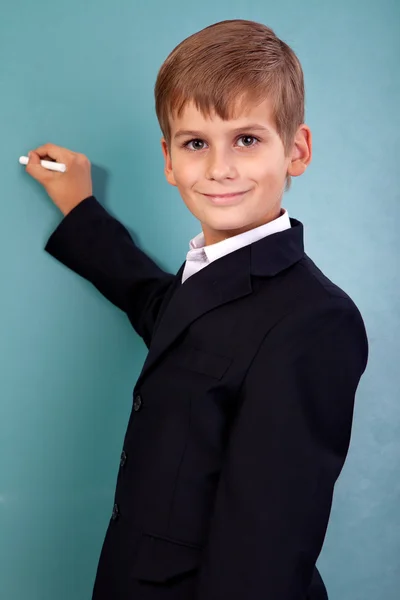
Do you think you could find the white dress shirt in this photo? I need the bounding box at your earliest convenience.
[182,208,291,284]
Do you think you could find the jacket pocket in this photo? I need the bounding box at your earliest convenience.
[132,532,203,583]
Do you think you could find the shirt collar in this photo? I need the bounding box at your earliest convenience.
[188,208,291,262]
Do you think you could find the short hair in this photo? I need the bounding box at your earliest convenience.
[154,19,305,191]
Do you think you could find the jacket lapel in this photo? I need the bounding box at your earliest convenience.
[135,218,304,387]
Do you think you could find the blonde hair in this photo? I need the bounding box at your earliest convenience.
[154,19,305,191]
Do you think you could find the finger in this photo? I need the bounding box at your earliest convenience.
[31,143,73,162]
[25,151,56,182]
[27,150,41,165]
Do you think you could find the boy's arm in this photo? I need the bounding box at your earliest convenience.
[44,195,175,348]
[195,297,368,600]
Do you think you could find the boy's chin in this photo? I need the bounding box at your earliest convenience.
[201,215,257,240]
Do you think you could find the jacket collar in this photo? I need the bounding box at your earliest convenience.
[135,218,304,387]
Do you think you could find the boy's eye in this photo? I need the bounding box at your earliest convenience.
[182,135,260,151]
[237,136,259,148]
[184,139,206,151]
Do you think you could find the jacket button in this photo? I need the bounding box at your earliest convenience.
[111,503,119,520]
[120,450,127,467]
[134,394,142,412]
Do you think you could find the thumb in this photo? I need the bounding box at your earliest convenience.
[28,150,41,165]
[25,150,48,184]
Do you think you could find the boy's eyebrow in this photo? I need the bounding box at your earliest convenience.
[173,124,273,139]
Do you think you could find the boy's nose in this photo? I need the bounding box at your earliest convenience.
[206,151,237,180]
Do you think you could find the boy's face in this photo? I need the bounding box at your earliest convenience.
[161,97,311,246]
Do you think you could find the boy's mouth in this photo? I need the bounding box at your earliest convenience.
[201,190,249,205]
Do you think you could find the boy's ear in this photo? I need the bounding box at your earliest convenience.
[287,124,312,178]
[161,138,177,187]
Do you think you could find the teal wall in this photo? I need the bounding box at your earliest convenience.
[1,1,399,598]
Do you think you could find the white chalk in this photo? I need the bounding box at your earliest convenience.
[19,155,67,173]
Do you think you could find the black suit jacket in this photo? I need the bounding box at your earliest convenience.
[44,196,368,600]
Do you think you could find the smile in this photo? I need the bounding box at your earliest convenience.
[201,190,249,205]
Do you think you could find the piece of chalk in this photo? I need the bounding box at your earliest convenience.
[19,156,67,173]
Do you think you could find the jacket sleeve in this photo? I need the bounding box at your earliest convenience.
[44,195,175,348]
[195,297,368,600]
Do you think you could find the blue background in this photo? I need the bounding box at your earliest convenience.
[1,1,399,598]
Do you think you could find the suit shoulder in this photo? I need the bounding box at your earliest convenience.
[282,255,366,330]
[294,254,354,302]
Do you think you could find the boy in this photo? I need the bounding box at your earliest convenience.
[25,19,368,600]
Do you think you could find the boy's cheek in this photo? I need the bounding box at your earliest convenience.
[174,170,201,192]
